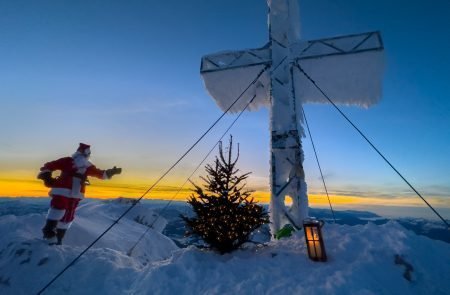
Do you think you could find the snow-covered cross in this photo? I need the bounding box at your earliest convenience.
[200,0,384,234]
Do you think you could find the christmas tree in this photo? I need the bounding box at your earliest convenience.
[182,136,269,254]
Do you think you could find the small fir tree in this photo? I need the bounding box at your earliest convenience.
[182,136,269,254]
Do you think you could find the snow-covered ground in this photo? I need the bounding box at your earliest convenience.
[0,198,449,294]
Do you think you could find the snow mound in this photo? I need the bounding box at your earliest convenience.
[133,221,450,294]
[0,199,178,295]
[0,199,449,294]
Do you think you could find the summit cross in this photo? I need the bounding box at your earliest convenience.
[200,0,384,234]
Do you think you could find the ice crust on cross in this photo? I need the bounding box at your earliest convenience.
[201,0,384,234]
[201,47,383,113]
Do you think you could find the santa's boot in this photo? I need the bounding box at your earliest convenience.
[42,220,58,240]
[56,229,67,245]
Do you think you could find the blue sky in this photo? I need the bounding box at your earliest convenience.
[0,0,449,214]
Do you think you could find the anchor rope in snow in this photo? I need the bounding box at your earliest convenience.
[36,65,271,295]
[127,94,258,256]
[301,106,336,223]
[296,62,450,229]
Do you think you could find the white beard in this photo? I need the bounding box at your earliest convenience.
[72,152,91,171]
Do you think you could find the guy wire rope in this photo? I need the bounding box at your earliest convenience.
[127,93,258,256]
[126,57,290,255]
[295,62,450,229]
[301,106,336,223]
[36,63,271,295]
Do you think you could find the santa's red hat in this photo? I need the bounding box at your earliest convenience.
[77,143,91,156]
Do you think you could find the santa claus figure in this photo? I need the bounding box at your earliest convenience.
[37,143,122,245]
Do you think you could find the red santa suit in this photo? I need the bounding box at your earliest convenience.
[40,147,110,229]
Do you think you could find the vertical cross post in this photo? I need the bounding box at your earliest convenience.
[268,0,307,233]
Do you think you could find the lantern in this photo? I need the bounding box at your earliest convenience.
[303,218,327,262]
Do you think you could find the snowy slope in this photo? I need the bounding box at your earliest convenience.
[133,222,450,295]
[0,199,449,295]
[0,199,178,294]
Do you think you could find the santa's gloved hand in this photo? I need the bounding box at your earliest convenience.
[37,171,56,188]
[106,166,122,179]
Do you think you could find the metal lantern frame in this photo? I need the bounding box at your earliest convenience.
[303,219,327,262]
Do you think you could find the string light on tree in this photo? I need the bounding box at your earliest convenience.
[182,136,269,254]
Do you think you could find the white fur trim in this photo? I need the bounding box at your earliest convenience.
[71,177,82,197]
[47,208,66,220]
[50,188,85,199]
[57,221,72,229]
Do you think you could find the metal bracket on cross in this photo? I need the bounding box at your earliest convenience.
[295,31,383,61]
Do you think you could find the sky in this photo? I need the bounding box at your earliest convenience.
[0,0,449,218]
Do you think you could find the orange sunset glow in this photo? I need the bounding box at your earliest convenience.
[2,174,448,210]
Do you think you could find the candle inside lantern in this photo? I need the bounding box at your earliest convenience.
[303,218,327,262]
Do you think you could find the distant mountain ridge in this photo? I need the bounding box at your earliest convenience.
[1,197,448,244]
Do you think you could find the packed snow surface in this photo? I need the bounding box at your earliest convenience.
[0,198,449,294]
